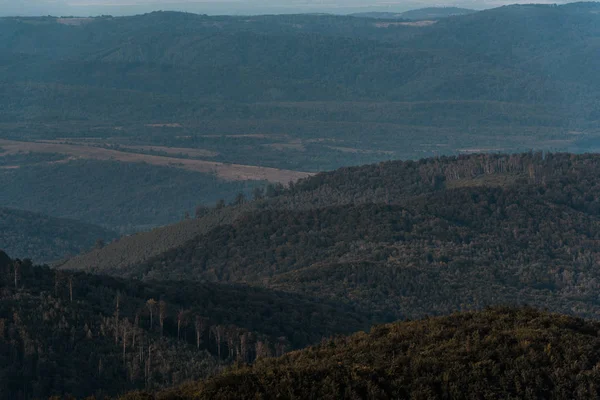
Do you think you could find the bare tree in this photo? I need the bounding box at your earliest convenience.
[211,325,226,359]
[122,318,130,360]
[255,339,272,360]
[239,332,249,363]
[159,300,167,337]
[132,313,140,348]
[13,260,21,290]
[68,275,74,303]
[114,293,120,344]
[146,343,153,387]
[226,326,238,359]
[146,299,157,329]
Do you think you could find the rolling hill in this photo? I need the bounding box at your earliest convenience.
[0,251,374,399]
[122,307,600,399]
[351,7,477,20]
[0,158,266,233]
[60,152,600,323]
[0,207,117,263]
[2,4,600,232]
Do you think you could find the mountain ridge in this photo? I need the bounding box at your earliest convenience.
[59,152,600,323]
[0,250,376,398]
[351,7,477,20]
[122,307,600,399]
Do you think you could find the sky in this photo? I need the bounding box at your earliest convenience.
[0,0,574,17]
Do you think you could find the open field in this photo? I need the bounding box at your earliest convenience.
[0,139,313,184]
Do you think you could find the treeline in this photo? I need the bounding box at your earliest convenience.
[0,251,373,399]
[0,158,263,233]
[65,152,600,323]
[121,307,600,400]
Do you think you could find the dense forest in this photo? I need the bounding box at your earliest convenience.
[0,207,116,263]
[1,3,599,231]
[3,4,600,398]
[122,308,600,400]
[0,251,375,398]
[0,158,264,233]
[63,152,600,323]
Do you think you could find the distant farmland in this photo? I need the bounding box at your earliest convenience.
[0,139,313,184]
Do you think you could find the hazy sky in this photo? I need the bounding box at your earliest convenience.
[0,0,574,17]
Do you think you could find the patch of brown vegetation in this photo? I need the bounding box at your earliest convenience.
[0,139,312,184]
[58,204,254,272]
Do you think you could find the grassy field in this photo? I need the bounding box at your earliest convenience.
[0,139,313,183]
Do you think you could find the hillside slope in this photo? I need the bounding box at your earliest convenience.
[0,207,117,262]
[123,308,600,399]
[352,7,477,20]
[2,4,600,232]
[61,152,600,322]
[0,251,373,399]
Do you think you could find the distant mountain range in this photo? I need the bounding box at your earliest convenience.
[1,3,600,234]
[351,7,477,20]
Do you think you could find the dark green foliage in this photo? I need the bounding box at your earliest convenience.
[3,5,600,232]
[0,159,263,232]
[67,153,600,323]
[0,207,117,263]
[0,251,373,399]
[125,308,600,400]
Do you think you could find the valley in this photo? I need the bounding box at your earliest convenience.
[0,139,312,183]
[2,3,600,398]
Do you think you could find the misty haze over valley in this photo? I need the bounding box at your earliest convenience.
[1,1,600,399]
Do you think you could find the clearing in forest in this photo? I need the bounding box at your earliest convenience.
[0,139,312,184]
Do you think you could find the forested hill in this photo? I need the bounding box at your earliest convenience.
[123,308,600,400]
[0,251,374,399]
[0,207,117,263]
[1,3,599,125]
[62,152,600,323]
[2,3,600,233]
[352,7,477,20]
